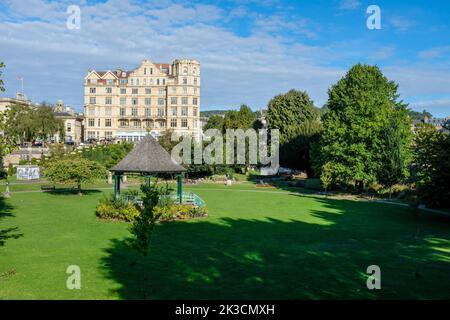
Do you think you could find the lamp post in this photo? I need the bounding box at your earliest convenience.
[4,181,11,198]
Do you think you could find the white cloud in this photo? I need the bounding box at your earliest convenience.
[389,16,414,31]
[419,46,450,59]
[338,0,361,10]
[0,0,448,116]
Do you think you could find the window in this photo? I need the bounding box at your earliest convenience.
[159,88,165,94]
[194,78,198,86]
[181,118,188,128]
[98,119,101,127]
[182,78,187,85]
[130,79,134,85]
[144,68,147,75]
[145,88,151,94]
[136,79,139,86]
[158,98,165,106]
[88,119,95,127]
[88,131,95,139]
[132,98,138,105]
[120,79,127,85]
[106,87,112,94]
[193,67,197,75]
[105,97,112,105]
[120,107,126,116]
[120,97,126,105]
[183,87,188,94]
[88,107,95,116]
[143,78,147,85]
[171,106,177,116]
[157,79,160,85]
[90,79,97,85]
[67,123,72,132]
[171,97,177,105]
[132,88,138,94]
[105,119,112,127]
[107,79,113,85]
[170,119,177,128]
[182,97,188,105]
[90,87,96,94]
[193,119,198,128]
[131,119,140,128]
[193,97,198,105]
[119,119,128,127]
[105,107,112,116]
[89,97,96,104]
[105,131,113,139]
[145,108,151,117]
[131,108,138,116]
[150,68,153,75]
[183,66,188,75]
[145,98,151,105]
[193,107,198,116]
[194,87,197,94]
[120,88,126,94]
[162,79,166,85]
[181,106,188,116]
[157,107,165,117]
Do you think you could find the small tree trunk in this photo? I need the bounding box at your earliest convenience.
[77,183,82,196]
[143,254,148,299]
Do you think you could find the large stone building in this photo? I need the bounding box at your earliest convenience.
[83,59,201,142]
[53,100,84,145]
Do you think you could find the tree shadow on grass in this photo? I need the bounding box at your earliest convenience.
[100,196,450,300]
[45,188,102,196]
[0,196,23,246]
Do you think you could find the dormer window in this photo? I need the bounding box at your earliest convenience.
[183,66,188,75]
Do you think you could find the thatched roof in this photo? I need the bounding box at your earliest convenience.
[110,135,185,173]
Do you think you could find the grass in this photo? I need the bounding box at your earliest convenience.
[0,182,449,299]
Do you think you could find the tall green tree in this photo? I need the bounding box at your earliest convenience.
[412,124,450,208]
[266,89,322,174]
[314,64,412,190]
[128,182,171,298]
[378,109,412,196]
[34,104,64,141]
[203,115,224,131]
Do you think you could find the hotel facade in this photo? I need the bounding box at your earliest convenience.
[83,59,201,142]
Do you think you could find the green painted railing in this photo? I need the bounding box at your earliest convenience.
[121,192,205,207]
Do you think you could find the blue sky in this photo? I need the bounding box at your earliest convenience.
[0,0,450,116]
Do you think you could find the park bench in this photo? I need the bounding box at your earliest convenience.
[40,184,56,191]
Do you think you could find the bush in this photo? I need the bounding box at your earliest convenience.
[95,194,140,222]
[96,194,208,222]
[304,178,323,190]
[154,204,208,221]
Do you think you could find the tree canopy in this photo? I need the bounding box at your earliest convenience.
[1,102,64,145]
[265,89,322,174]
[43,157,106,194]
[412,124,450,208]
[314,64,412,190]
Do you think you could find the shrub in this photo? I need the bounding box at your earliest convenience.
[304,178,323,190]
[95,194,139,222]
[154,204,208,221]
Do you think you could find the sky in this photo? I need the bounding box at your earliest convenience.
[0,0,450,117]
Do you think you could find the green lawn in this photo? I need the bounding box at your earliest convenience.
[0,183,449,299]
